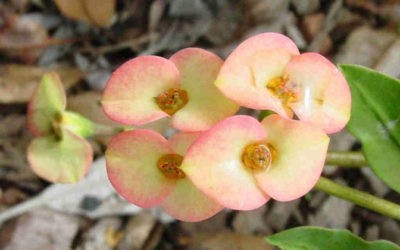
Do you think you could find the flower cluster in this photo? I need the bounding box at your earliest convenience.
[103,32,351,221]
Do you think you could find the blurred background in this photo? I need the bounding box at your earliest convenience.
[0,0,399,249]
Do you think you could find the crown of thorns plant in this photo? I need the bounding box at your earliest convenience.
[27,32,351,222]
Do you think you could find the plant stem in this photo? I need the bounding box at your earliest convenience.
[326,151,367,167]
[92,123,123,137]
[315,177,400,220]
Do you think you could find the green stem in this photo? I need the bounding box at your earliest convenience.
[92,123,123,137]
[61,111,126,138]
[315,177,400,220]
[326,151,367,167]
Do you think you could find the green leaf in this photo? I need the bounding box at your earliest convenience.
[266,226,400,250]
[27,129,93,183]
[258,110,276,121]
[27,72,67,136]
[340,64,400,193]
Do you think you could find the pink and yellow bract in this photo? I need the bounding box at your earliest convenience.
[215,33,351,134]
[102,48,239,132]
[105,130,223,222]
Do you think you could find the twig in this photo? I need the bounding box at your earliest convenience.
[0,36,89,51]
[308,0,343,52]
[79,33,156,55]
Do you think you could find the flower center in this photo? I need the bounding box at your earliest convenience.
[51,113,63,139]
[157,153,186,179]
[155,88,188,115]
[266,76,298,105]
[242,143,274,171]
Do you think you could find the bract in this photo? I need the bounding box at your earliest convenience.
[102,48,239,131]
[215,33,350,133]
[182,115,329,209]
[106,130,223,222]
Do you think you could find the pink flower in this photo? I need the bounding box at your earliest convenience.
[181,115,329,210]
[105,130,223,222]
[215,33,351,133]
[102,48,239,132]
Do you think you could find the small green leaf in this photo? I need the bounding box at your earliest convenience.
[27,72,67,136]
[61,111,95,138]
[258,110,276,121]
[27,129,93,183]
[340,64,400,193]
[266,226,400,250]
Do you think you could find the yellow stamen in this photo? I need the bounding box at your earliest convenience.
[242,143,274,171]
[157,153,185,179]
[266,76,298,105]
[155,88,188,115]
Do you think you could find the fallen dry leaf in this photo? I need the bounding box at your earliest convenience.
[54,0,116,27]
[381,219,400,245]
[232,206,271,235]
[291,0,319,15]
[0,209,79,250]
[302,13,325,41]
[0,130,35,182]
[1,188,28,207]
[0,64,83,104]
[374,39,400,78]
[9,0,31,13]
[309,194,353,228]
[203,0,241,45]
[84,0,116,27]
[148,0,166,34]
[0,115,25,137]
[246,0,289,22]
[178,211,229,238]
[335,26,397,67]
[265,200,301,231]
[0,6,48,63]
[81,217,123,250]
[54,0,91,24]
[117,212,157,250]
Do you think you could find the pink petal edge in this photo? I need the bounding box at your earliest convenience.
[106,129,176,208]
[286,53,351,133]
[102,56,180,126]
[254,115,329,201]
[161,178,223,222]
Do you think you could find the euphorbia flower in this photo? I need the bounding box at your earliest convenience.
[215,33,351,133]
[105,130,223,222]
[181,115,329,210]
[27,72,93,183]
[102,48,239,132]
